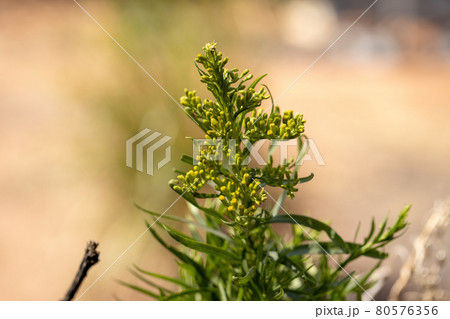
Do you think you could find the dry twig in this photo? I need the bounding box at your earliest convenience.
[62,241,100,301]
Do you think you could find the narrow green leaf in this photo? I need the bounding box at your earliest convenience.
[169,182,223,219]
[353,260,382,291]
[146,223,207,282]
[181,154,194,165]
[159,288,214,301]
[249,210,273,223]
[194,61,208,76]
[116,280,160,299]
[296,173,314,184]
[237,288,244,301]
[294,135,310,169]
[134,265,191,288]
[164,225,239,261]
[135,202,230,240]
[271,191,287,217]
[191,192,220,199]
[353,221,361,242]
[248,74,267,89]
[129,269,174,294]
[217,280,228,301]
[364,218,376,244]
[232,267,256,286]
[187,202,206,225]
[272,288,284,300]
[376,216,388,240]
[233,105,258,120]
[221,219,236,226]
[286,242,387,259]
[268,214,348,252]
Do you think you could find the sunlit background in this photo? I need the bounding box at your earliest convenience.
[1,0,449,300]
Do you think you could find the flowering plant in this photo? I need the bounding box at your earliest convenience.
[124,43,409,300]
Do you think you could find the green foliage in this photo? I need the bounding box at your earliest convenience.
[126,43,410,300]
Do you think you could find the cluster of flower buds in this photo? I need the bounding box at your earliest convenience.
[180,90,231,137]
[173,157,220,194]
[214,170,268,225]
[174,153,269,225]
[243,107,305,141]
[234,86,268,113]
[194,43,249,103]
[258,157,307,198]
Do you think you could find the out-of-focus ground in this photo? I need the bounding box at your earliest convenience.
[0,0,449,300]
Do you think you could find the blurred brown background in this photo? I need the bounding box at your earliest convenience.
[0,0,449,300]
